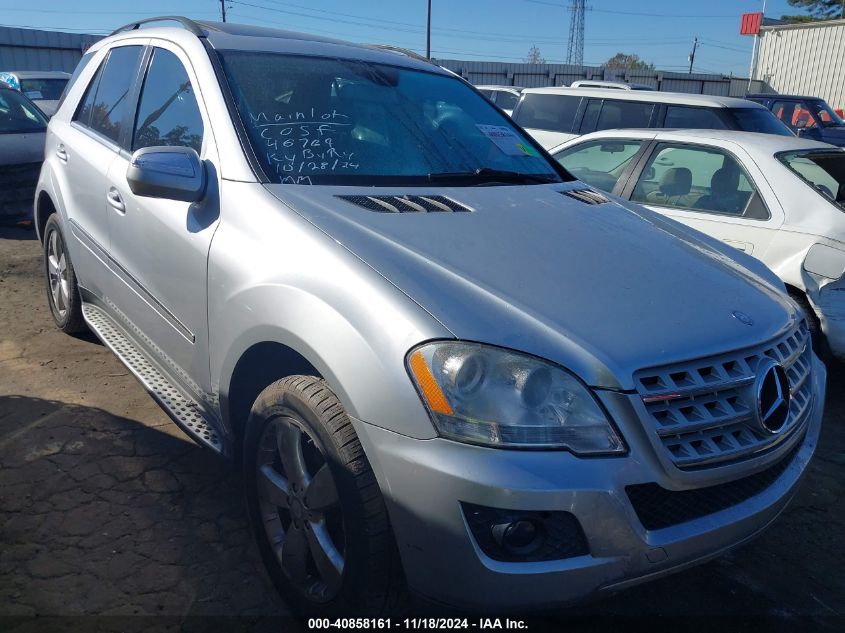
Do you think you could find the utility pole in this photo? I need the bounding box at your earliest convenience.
[220,0,227,22]
[426,0,432,59]
[688,37,698,74]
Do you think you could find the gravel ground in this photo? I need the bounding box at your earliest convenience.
[1,225,843,631]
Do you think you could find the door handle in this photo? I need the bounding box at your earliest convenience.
[55,145,68,163]
[107,187,125,214]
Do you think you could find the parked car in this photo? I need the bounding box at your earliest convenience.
[512,86,793,149]
[552,128,845,361]
[475,85,523,115]
[0,86,46,222]
[570,79,654,91]
[746,94,845,147]
[0,70,71,117]
[36,16,825,616]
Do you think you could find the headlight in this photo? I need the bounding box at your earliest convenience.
[407,341,625,453]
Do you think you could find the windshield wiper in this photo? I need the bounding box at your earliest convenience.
[427,168,559,185]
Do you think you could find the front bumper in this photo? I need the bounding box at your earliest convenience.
[353,355,826,611]
[813,280,845,361]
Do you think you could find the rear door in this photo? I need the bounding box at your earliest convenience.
[622,141,784,257]
[48,44,145,298]
[104,41,220,401]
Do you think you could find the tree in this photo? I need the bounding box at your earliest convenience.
[782,0,845,22]
[525,45,546,64]
[605,52,655,71]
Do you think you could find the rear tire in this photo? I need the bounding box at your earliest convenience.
[243,375,406,616]
[43,214,86,334]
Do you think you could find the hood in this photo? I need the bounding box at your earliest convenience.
[0,131,45,165]
[266,183,797,390]
[820,125,845,147]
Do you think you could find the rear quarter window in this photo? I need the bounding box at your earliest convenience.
[514,93,581,133]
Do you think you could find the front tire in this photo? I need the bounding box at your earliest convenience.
[243,375,405,616]
[43,214,86,334]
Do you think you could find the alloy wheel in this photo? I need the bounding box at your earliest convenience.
[47,228,70,319]
[257,415,345,602]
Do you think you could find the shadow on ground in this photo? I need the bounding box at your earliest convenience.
[0,395,289,630]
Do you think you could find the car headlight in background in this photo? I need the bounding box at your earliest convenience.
[407,341,625,453]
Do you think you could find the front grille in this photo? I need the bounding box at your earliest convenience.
[634,321,813,470]
[560,188,610,205]
[336,194,471,213]
[0,161,40,218]
[627,439,802,530]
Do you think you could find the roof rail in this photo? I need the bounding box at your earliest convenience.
[109,16,205,37]
[368,44,431,63]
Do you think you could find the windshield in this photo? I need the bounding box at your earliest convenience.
[779,150,845,210]
[807,100,845,128]
[20,78,68,101]
[218,52,564,185]
[0,89,47,134]
[729,107,794,136]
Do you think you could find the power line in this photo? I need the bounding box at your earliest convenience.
[524,0,736,19]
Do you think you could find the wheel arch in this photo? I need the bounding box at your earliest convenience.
[35,190,57,243]
[222,340,323,454]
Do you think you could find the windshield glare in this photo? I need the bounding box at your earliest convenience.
[779,150,845,210]
[0,89,47,134]
[219,52,562,185]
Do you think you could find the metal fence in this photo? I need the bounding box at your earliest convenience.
[0,26,100,73]
[433,59,768,97]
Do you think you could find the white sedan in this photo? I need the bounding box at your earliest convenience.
[552,129,845,362]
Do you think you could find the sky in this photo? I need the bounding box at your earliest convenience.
[0,0,800,76]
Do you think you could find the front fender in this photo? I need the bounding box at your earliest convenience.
[210,182,452,440]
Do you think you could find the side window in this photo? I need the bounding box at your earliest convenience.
[58,51,95,111]
[771,100,797,130]
[664,106,726,130]
[554,139,644,193]
[496,90,519,111]
[477,89,493,99]
[74,46,143,144]
[631,143,765,217]
[594,100,654,132]
[132,48,204,153]
[73,59,105,129]
[514,94,581,133]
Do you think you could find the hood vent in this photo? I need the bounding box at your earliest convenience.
[561,189,610,205]
[337,195,472,213]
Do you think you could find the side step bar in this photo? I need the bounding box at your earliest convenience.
[82,302,223,454]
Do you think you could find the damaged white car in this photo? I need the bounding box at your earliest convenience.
[553,129,845,361]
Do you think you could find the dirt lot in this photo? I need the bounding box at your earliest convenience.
[1,226,843,631]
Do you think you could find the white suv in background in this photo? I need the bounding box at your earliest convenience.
[512,87,793,149]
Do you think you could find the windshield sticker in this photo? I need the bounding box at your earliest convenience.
[249,109,359,183]
[476,124,539,157]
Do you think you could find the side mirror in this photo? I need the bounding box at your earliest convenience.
[126,146,206,203]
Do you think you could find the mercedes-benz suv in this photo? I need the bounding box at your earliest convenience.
[34,17,825,615]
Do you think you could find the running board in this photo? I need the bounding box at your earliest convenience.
[82,302,223,453]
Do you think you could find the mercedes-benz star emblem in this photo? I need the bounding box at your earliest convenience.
[754,358,791,434]
[732,310,754,326]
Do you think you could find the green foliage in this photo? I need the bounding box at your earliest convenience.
[781,0,845,22]
[605,53,655,71]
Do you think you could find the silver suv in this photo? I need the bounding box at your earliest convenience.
[35,18,825,615]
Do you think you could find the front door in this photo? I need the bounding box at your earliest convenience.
[626,141,783,258]
[104,43,220,403]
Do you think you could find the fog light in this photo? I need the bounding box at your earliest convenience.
[462,503,589,562]
[491,519,539,553]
